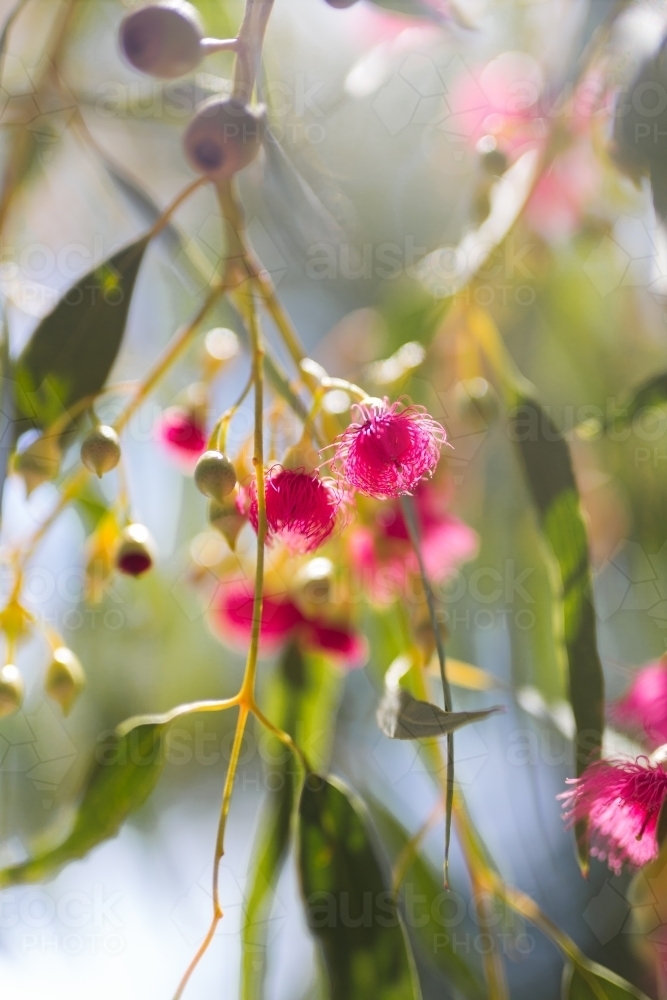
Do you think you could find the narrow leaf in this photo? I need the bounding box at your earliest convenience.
[607,370,667,429]
[14,236,149,433]
[242,646,344,999]
[377,687,501,741]
[297,775,421,1000]
[511,399,604,778]
[369,800,486,1000]
[0,722,164,888]
[562,961,650,1000]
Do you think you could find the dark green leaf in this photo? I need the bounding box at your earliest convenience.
[297,774,421,1000]
[14,236,149,433]
[368,800,486,1000]
[511,398,604,785]
[0,722,164,888]
[377,687,501,740]
[562,961,650,999]
[368,0,458,26]
[606,371,667,430]
[242,647,344,999]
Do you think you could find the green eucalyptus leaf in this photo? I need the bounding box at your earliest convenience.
[297,774,422,1000]
[0,722,164,888]
[562,960,650,1000]
[368,800,486,1000]
[377,687,501,741]
[14,236,149,433]
[242,646,345,999]
[511,398,604,789]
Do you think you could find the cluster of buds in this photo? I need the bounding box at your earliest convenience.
[119,4,265,182]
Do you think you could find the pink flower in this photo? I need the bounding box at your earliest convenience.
[348,481,478,603]
[612,658,667,748]
[246,467,342,553]
[525,143,599,243]
[156,407,206,467]
[445,52,545,157]
[332,398,446,499]
[560,758,667,874]
[211,581,366,669]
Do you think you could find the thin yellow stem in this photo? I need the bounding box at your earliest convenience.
[213,706,250,912]
[237,287,266,705]
[114,283,226,434]
[411,663,510,1000]
[232,0,275,102]
[250,703,310,772]
[392,799,444,893]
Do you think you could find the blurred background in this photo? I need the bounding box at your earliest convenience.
[1,0,667,997]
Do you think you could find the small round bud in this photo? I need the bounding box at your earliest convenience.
[119,1,203,79]
[293,557,334,617]
[114,524,156,577]
[281,440,320,473]
[480,148,508,176]
[324,0,359,7]
[0,664,23,718]
[80,425,121,477]
[195,451,237,501]
[183,98,265,180]
[207,497,245,551]
[45,647,86,715]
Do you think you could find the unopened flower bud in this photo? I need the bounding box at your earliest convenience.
[119,1,203,79]
[281,440,320,473]
[194,451,237,501]
[324,0,359,7]
[80,425,121,477]
[13,431,61,495]
[293,557,334,617]
[0,664,23,718]
[45,647,85,715]
[183,98,265,180]
[207,496,245,551]
[114,524,156,577]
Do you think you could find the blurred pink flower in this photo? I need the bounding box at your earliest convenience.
[156,407,207,467]
[560,757,667,874]
[445,52,545,157]
[349,481,478,603]
[211,580,366,668]
[525,142,599,243]
[612,657,667,748]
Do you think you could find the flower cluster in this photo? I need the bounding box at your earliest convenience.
[243,467,343,554]
[560,757,667,874]
[212,580,365,668]
[331,398,446,500]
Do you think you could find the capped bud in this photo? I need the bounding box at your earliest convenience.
[194,451,237,501]
[293,557,334,617]
[80,425,121,477]
[0,664,23,718]
[45,647,85,715]
[207,496,245,551]
[13,431,61,495]
[281,440,320,474]
[183,98,265,180]
[114,523,156,577]
[119,1,203,79]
